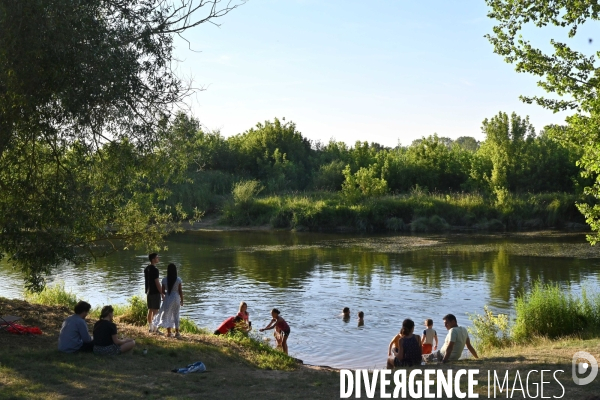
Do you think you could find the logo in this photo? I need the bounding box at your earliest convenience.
[572,351,598,385]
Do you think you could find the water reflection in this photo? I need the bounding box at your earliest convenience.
[1,231,599,369]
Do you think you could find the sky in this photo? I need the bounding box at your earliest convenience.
[172,0,593,147]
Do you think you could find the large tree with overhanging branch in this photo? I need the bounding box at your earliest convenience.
[0,0,244,290]
[486,0,600,244]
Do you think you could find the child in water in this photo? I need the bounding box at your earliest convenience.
[259,308,290,354]
[420,318,438,355]
[342,307,351,322]
[357,311,364,327]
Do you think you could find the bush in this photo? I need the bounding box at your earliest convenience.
[312,160,345,191]
[512,282,600,342]
[468,306,511,352]
[24,282,78,309]
[233,179,264,205]
[179,317,208,334]
[385,217,405,232]
[341,165,388,201]
[115,296,148,326]
[225,330,297,370]
[410,215,450,232]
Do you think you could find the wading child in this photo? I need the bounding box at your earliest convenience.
[420,318,438,355]
[358,311,364,327]
[342,307,351,322]
[387,318,422,369]
[259,308,290,354]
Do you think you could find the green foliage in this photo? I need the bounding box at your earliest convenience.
[233,180,264,205]
[410,215,450,232]
[312,160,346,191]
[115,296,148,326]
[468,306,511,351]
[385,217,405,232]
[179,317,209,334]
[341,165,388,201]
[24,283,78,310]
[486,1,600,243]
[225,330,297,370]
[0,0,241,290]
[512,282,600,342]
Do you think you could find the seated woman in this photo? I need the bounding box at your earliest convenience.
[387,318,422,369]
[93,305,136,355]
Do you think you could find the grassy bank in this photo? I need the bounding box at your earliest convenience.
[469,282,600,354]
[0,297,339,399]
[2,297,599,399]
[220,191,587,232]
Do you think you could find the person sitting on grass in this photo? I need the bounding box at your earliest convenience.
[259,308,290,354]
[92,305,135,355]
[426,314,478,363]
[58,301,93,353]
[387,318,422,369]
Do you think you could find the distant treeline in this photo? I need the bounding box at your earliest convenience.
[163,111,588,216]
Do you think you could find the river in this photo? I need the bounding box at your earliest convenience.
[2,231,600,369]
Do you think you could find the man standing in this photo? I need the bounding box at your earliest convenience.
[144,253,163,333]
[428,313,478,363]
[58,301,93,353]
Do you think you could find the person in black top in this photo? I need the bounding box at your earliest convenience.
[92,305,135,355]
[144,253,163,333]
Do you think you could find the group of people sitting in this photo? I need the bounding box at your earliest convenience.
[58,301,135,355]
[386,314,478,368]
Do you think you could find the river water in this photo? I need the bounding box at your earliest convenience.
[2,231,600,369]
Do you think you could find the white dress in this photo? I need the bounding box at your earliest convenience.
[152,277,182,329]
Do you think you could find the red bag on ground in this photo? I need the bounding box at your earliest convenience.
[6,323,42,335]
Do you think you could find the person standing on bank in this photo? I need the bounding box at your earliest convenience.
[144,253,163,333]
[152,263,184,338]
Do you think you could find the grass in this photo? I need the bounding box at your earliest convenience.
[512,282,600,341]
[0,297,339,400]
[23,282,78,310]
[219,190,586,232]
[3,294,600,398]
[469,282,600,354]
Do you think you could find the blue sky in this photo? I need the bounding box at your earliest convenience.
[173,0,590,147]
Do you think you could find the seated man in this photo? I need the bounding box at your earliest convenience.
[58,301,93,353]
[427,313,478,363]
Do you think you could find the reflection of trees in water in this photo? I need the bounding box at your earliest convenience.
[7,233,596,307]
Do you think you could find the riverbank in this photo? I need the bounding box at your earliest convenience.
[0,297,339,399]
[194,191,591,233]
[2,298,599,399]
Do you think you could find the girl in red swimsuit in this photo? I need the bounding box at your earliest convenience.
[259,308,290,354]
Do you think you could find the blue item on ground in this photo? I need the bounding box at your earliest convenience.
[171,361,206,374]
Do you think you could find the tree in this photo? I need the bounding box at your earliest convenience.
[479,112,535,195]
[486,0,600,240]
[0,0,244,290]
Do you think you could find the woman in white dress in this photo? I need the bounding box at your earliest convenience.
[152,263,183,338]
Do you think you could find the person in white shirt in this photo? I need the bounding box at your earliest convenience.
[427,313,478,363]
